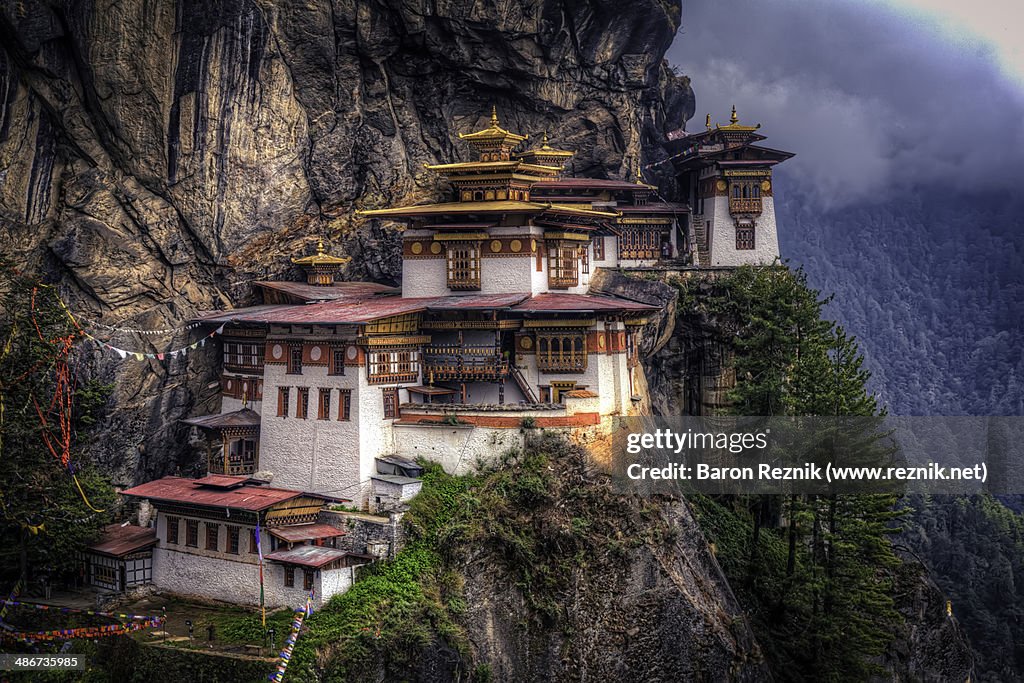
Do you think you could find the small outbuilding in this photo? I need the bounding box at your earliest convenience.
[84,523,158,592]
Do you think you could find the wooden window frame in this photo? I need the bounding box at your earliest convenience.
[382,388,398,419]
[287,345,303,375]
[592,237,604,261]
[303,569,315,591]
[547,241,579,288]
[249,528,259,554]
[338,389,352,421]
[277,387,290,417]
[285,567,295,587]
[227,526,240,555]
[367,348,420,385]
[206,523,219,552]
[185,519,199,548]
[296,387,309,419]
[318,388,331,420]
[536,332,588,372]
[166,516,179,545]
[446,242,482,290]
[330,346,346,375]
[736,225,755,250]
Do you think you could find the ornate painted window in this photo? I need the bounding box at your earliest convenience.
[297,388,309,419]
[592,237,605,261]
[185,520,199,548]
[166,516,179,545]
[536,333,587,372]
[330,346,346,375]
[223,341,264,372]
[446,243,481,290]
[547,241,579,288]
[367,349,420,384]
[285,567,295,587]
[736,226,755,250]
[227,526,240,555]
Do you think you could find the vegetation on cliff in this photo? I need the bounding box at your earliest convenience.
[0,264,115,584]
[677,266,906,681]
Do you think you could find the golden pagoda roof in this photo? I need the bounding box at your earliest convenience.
[457,106,528,143]
[291,238,351,266]
[358,200,617,219]
[715,105,761,133]
[518,132,574,159]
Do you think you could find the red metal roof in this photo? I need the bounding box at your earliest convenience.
[255,281,398,303]
[511,293,658,313]
[120,476,314,512]
[88,524,157,557]
[537,178,649,191]
[196,297,434,326]
[191,474,251,489]
[182,409,261,430]
[268,524,345,543]
[616,202,689,214]
[264,545,348,568]
[425,293,530,311]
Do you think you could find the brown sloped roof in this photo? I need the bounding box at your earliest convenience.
[181,409,261,430]
[120,476,318,512]
[88,524,158,558]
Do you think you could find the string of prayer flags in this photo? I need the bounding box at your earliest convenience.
[82,324,225,361]
[268,592,314,682]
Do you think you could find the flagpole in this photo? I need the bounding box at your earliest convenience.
[255,521,266,628]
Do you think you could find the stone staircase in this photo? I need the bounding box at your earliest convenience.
[691,216,710,267]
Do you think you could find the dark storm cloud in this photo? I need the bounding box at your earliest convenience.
[668,0,1024,208]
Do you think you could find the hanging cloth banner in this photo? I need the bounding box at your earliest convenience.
[269,592,314,682]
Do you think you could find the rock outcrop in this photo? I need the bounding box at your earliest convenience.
[0,0,694,483]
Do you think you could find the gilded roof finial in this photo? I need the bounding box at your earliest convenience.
[705,113,712,130]
[636,164,643,182]
[730,105,739,125]
[316,237,326,255]
[490,105,499,127]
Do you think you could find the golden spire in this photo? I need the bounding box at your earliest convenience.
[705,113,711,130]
[541,131,550,149]
[490,104,499,127]
[316,237,326,255]
[636,164,643,183]
[730,105,739,125]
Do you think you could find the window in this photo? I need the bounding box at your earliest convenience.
[367,349,420,384]
[618,228,660,260]
[338,390,352,421]
[249,528,259,554]
[551,381,576,403]
[581,245,590,275]
[227,526,240,555]
[592,237,605,261]
[206,523,219,552]
[225,438,257,475]
[284,567,295,587]
[277,387,290,417]
[185,520,199,548]
[383,388,398,419]
[166,516,179,545]
[287,345,303,374]
[303,569,314,591]
[536,333,587,372]
[547,241,579,288]
[318,389,331,420]
[330,346,346,375]
[223,341,264,371]
[297,388,309,419]
[736,226,755,250]
[446,243,481,290]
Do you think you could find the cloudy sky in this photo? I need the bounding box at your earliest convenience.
[667,0,1024,209]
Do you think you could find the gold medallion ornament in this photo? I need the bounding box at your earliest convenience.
[716,179,727,192]
[530,239,537,252]
[761,180,772,192]
[410,242,423,254]
[430,242,442,254]
[490,239,503,253]
[521,336,534,350]
[510,239,522,253]
[598,335,606,350]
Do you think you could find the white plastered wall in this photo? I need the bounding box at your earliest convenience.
[706,196,780,266]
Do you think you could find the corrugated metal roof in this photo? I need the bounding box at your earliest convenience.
[120,476,314,512]
[511,293,659,313]
[255,281,398,303]
[264,545,348,568]
[268,524,345,543]
[181,409,261,430]
[536,178,651,190]
[425,293,530,311]
[87,524,157,558]
[617,202,689,214]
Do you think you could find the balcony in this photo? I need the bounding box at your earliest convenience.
[423,346,509,382]
[729,198,762,215]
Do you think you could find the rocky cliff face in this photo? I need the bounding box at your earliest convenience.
[0,0,694,483]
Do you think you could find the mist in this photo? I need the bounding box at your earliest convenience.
[668,0,1024,209]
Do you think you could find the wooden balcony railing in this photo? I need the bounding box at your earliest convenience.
[423,346,509,381]
[729,198,762,215]
[536,356,587,373]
